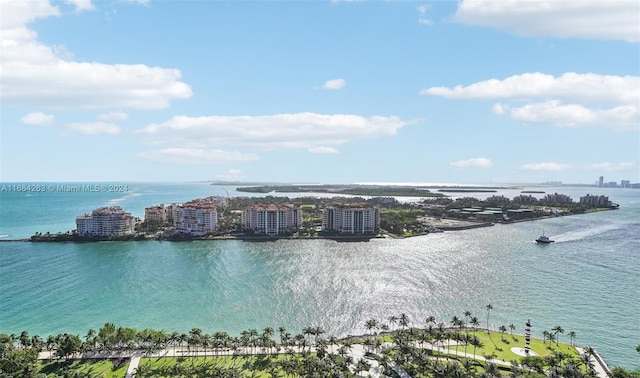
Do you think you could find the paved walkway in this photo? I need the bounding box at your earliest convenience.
[576,347,610,378]
[124,356,140,378]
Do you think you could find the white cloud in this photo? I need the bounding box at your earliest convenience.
[504,101,638,131]
[449,158,493,168]
[21,112,54,125]
[322,78,346,90]
[0,0,192,110]
[138,148,259,164]
[139,113,408,151]
[421,72,639,104]
[423,72,640,131]
[0,1,60,30]
[67,122,121,135]
[520,162,571,171]
[98,111,129,121]
[417,4,433,25]
[65,0,95,13]
[308,146,339,154]
[588,161,638,172]
[119,0,150,5]
[452,0,640,43]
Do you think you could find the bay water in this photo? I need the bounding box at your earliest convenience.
[0,182,638,369]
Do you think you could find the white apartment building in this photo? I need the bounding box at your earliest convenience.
[242,204,302,236]
[322,206,380,234]
[75,206,135,236]
[175,202,218,235]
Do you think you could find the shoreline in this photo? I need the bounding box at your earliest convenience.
[2,221,497,243]
[0,211,610,243]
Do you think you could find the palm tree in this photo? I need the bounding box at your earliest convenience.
[509,324,515,336]
[463,311,472,329]
[552,325,564,346]
[84,329,96,353]
[388,315,398,331]
[278,327,287,346]
[201,333,211,359]
[188,328,202,358]
[425,315,436,331]
[568,331,576,346]
[580,347,595,371]
[399,313,410,330]
[262,327,274,353]
[547,332,556,346]
[470,316,479,329]
[485,362,500,377]
[312,326,324,345]
[169,331,180,357]
[30,335,44,353]
[302,327,314,350]
[365,318,378,339]
[541,330,548,344]
[470,335,483,359]
[19,331,29,349]
[248,328,259,354]
[499,325,507,341]
[485,304,493,332]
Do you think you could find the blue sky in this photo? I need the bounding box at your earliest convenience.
[1,0,639,184]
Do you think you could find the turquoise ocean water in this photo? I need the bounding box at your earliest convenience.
[0,182,638,369]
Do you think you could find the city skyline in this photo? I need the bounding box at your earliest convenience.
[1,0,639,185]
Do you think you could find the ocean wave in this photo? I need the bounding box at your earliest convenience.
[105,192,141,205]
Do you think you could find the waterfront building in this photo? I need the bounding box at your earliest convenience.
[144,204,167,223]
[506,208,534,219]
[75,214,93,235]
[621,180,631,188]
[175,200,218,235]
[166,203,180,226]
[543,193,573,204]
[322,205,380,234]
[75,206,135,236]
[242,203,302,236]
[512,194,537,204]
[485,195,510,205]
[580,194,612,207]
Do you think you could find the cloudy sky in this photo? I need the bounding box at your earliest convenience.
[1,0,639,184]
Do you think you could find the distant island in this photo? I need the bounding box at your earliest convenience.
[25,186,619,243]
[236,184,447,197]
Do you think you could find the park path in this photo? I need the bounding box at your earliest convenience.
[124,356,140,378]
[576,347,610,378]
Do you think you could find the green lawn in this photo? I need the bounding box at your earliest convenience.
[39,358,129,378]
[138,354,293,377]
[446,330,579,362]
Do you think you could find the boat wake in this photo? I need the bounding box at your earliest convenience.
[551,224,621,243]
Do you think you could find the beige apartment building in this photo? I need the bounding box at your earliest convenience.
[242,204,302,236]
